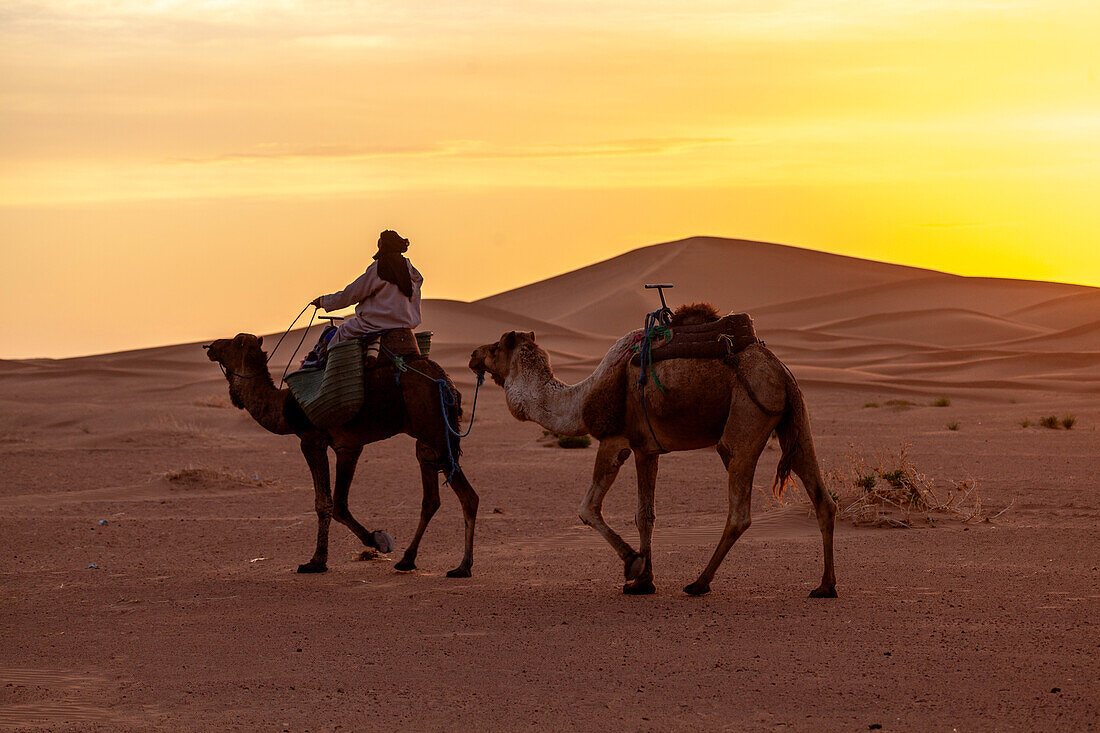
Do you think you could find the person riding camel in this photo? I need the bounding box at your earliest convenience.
[303,229,423,365]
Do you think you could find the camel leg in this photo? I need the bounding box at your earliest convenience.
[330,446,394,560]
[298,437,332,573]
[394,442,442,573]
[444,468,478,578]
[684,418,773,596]
[793,440,838,598]
[577,437,640,578]
[623,450,659,595]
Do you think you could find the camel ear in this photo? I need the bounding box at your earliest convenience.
[502,331,517,349]
[257,335,263,347]
[525,331,535,343]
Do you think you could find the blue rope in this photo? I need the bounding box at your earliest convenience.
[637,305,672,453]
[637,307,672,393]
[380,343,483,482]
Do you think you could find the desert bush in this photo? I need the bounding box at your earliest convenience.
[932,396,951,407]
[161,465,272,488]
[1039,415,1060,429]
[1061,415,1077,430]
[556,435,592,449]
[1019,417,1032,428]
[884,399,918,409]
[863,402,880,409]
[946,421,960,431]
[156,414,206,438]
[824,444,987,526]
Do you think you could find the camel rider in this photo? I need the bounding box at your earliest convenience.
[304,230,423,364]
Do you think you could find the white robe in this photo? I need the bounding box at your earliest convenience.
[319,260,423,344]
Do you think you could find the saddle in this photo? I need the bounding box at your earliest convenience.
[285,328,424,428]
[628,312,759,366]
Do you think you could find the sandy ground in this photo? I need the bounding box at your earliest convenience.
[2,238,1098,730]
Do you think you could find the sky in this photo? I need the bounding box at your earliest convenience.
[1,0,1098,358]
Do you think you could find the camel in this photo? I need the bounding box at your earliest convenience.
[468,306,836,597]
[205,333,478,577]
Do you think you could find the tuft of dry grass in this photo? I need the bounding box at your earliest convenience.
[932,396,952,407]
[824,444,988,527]
[192,394,230,408]
[863,402,880,409]
[162,465,273,488]
[946,421,960,431]
[1019,417,1032,428]
[1039,415,1060,429]
[1061,415,1076,430]
[155,414,206,438]
[884,399,918,410]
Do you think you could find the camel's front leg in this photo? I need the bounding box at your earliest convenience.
[331,446,394,560]
[298,437,332,573]
[394,441,442,573]
[624,451,659,595]
[577,437,641,579]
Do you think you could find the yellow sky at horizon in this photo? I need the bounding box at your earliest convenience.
[2,0,1098,358]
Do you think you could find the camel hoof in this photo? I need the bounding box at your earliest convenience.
[683,581,710,596]
[357,549,378,561]
[809,586,838,598]
[624,552,646,581]
[296,562,327,574]
[393,558,416,572]
[371,530,395,554]
[446,566,472,578]
[622,579,656,595]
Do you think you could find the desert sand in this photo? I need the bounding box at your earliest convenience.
[2,237,1098,730]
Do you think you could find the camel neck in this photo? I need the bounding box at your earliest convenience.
[502,333,638,438]
[227,369,295,435]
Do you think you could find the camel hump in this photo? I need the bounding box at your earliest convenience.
[670,302,720,326]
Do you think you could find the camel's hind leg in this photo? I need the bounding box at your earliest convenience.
[792,438,837,597]
[298,436,332,573]
[577,437,642,579]
[330,446,394,559]
[684,413,775,596]
[623,450,659,595]
[394,441,443,573]
[443,468,478,578]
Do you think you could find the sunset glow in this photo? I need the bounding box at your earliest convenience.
[2,1,1098,357]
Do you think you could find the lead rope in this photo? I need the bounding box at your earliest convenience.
[278,306,318,388]
[637,306,673,453]
[382,343,483,482]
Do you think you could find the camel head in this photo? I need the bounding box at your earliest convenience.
[204,333,269,390]
[469,330,536,387]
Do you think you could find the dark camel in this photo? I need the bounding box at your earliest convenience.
[469,306,836,597]
[206,333,478,577]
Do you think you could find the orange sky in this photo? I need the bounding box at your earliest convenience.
[2,1,1098,358]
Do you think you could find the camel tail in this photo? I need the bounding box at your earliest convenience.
[772,365,807,499]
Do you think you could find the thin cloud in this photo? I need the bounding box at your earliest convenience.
[165,137,743,165]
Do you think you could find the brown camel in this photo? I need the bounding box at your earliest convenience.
[469,307,836,597]
[206,333,478,577]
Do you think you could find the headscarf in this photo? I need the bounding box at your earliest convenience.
[373,230,413,297]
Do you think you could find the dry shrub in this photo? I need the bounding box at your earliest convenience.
[1039,415,1060,429]
[1061,415,1076,430]
[932,396,952,407]
[824,444,988,527]
[192,394,230,408]
[162,466,274,489]
[155,414,206,438]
